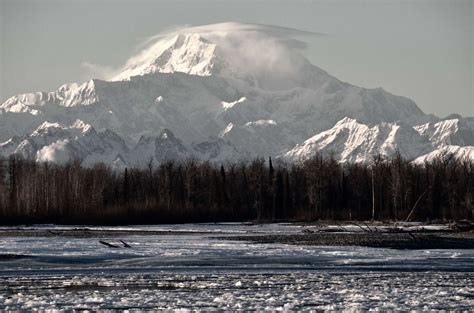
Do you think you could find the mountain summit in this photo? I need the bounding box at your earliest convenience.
[1,23,473,166]
[113,33,219,80]
[112,22,330,91]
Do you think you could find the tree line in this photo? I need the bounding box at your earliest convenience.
[0,152,472,224]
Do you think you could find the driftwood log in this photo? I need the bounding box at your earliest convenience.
[99,241,119,248]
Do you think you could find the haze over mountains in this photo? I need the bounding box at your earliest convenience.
[1,23,473,167]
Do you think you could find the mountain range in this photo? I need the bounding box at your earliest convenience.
[1,23,473,167]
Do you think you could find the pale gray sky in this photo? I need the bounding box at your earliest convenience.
[1,0,472,117]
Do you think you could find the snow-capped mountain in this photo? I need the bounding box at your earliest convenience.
[282,118,434,163]
[1,23,473,166]
[415,117,474,147]
[0,120,128,168]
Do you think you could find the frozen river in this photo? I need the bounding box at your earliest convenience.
[0,223,473,310]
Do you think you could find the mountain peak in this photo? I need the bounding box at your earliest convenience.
[113,32,218,81]
[282,117,434,163]
[335,117,359,126]
[32,119,94,138]
[111,23,329,91]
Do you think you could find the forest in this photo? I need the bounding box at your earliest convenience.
[0,152,472,225]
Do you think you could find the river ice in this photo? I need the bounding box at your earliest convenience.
[0,223,472,310]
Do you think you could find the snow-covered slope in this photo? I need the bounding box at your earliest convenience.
[0,120,128,168]
[282,118,434,163]
[413,146,474,164]
[0,23,472,166]
[415,117,474,147]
